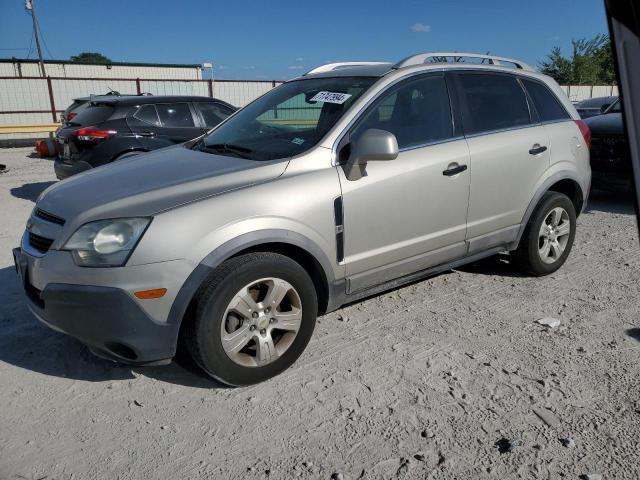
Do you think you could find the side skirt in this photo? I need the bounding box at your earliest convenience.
[329,246,507,310]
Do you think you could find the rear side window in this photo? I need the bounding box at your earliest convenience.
[69,104,114,126]
[156,103,195,127]
[197,102,234,128]
[352,74,453,149]
[133,104,161,126]
[456,73,531,134]
[522,79,570,122]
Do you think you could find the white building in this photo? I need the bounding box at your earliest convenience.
[0,58,202,80]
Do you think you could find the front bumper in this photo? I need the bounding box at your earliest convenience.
[54,158,92,180]
[13,245,193,365]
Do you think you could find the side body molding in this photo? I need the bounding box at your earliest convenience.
[166,229,342,328]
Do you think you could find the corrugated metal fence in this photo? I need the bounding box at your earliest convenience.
[0,76,284,141]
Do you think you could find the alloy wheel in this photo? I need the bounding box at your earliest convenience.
[538,207,571,264]
[220,277,303,367]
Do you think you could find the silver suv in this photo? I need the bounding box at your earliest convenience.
[13,52,591,386]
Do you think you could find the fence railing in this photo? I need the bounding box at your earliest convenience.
[0,75,285,140]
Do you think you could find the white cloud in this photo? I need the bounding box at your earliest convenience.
[242,65,256,70]
[411,23,431,33]
[288,65,305,70]
[295,57,304,62]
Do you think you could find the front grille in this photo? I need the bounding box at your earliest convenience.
[28,232,54,253]
[35,208,65,226]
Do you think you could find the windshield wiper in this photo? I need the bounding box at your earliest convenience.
[198,142,254,159]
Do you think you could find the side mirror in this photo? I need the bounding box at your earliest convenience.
[344,129,399,181]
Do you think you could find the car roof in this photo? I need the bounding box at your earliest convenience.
[576,96,618,108]
[92,95,234,107]
[299,61,545,82]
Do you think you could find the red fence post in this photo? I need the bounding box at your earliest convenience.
[135,78,141,94]
[208,79,213,98]
[46,76,57,122]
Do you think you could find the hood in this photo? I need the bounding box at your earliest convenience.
[37,145,288,224]
[584,113,624,135]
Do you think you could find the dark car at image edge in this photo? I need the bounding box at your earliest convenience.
[584,99,632,191]
[54,95,236,180]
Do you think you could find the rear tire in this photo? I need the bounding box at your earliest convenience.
[185,252,318,386]
[512,191,577,276]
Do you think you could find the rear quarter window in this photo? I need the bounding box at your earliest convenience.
[456,73,531,135]
[522,79,571,122]
[69,104,114,126]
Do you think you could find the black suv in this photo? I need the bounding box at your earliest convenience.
[54,95,236,179]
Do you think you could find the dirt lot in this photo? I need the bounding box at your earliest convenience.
[1,147,639,480]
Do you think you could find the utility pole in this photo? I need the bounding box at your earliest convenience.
[25,0,46,77]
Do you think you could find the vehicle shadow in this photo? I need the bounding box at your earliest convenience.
[10,181,56,202]
[585,189,637,215]
[455,254,527,278]
[0,265,222,389]
[626,328,640,342]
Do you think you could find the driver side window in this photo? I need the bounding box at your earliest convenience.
[352,74,454,150]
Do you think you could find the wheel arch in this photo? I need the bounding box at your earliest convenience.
[512,171,586,249]
[167,230,339,348]
[112,148,148,162]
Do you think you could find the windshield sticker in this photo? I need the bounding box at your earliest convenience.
[291,137,305,145]
[310,91,352,104]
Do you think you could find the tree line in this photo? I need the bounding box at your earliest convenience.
[539,34,615,85]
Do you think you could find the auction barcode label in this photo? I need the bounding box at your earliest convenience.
[310,91,352,104]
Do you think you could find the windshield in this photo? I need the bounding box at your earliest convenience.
[195,77,377,160]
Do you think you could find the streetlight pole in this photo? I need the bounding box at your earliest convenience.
[26,0,46,77]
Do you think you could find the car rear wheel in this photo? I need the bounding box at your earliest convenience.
[512,191,577,276]
[185,252,318,386]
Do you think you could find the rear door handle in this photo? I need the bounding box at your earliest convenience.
[137,131,156,137]
[529,144,548,155]
[442,164,468,176]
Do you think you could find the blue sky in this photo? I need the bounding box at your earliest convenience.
[0,0,609,80]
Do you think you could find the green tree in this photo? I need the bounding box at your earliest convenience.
[539,34,615,85]
[70,52,112,65]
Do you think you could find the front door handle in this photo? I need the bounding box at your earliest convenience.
[442,164,468,176]
[529,144,548,155]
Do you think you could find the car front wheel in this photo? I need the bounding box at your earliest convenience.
[185,252,318,386]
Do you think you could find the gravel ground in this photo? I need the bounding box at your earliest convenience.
[1,147,639,480]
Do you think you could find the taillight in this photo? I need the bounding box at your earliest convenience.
[574,120,591,149]
[74,127,117,142]
[66,113,77,121]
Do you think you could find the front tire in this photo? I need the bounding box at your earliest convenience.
[512,191,577,276]
[185,252,318,386]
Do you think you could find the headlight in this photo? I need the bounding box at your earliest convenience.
[64,218,151,267]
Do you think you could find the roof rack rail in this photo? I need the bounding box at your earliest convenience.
[393,52,534,71]
[304,62,389,75]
